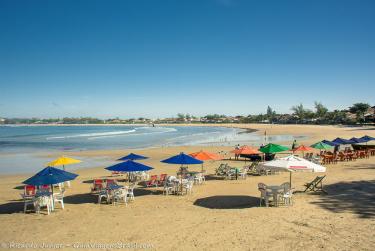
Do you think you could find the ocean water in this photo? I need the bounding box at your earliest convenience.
[0,125,300,174]
[0,125,249,152]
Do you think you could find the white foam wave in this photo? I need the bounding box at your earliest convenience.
[46,129,137,140]
[87,127,177,140]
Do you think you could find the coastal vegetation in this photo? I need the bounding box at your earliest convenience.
[1,102,373,125]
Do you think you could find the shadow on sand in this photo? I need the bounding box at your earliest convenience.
[0,200,24,214]
[348,128,375,131]
[193,195,259,209]
[64,193,96,204]
[204,175,226,181]
[311,179,375,218]
[348,163,375,170]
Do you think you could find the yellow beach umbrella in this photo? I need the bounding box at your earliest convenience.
[47,156,82,170]
[47,156,82,188]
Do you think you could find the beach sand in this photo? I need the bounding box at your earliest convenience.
[0,124,374,250]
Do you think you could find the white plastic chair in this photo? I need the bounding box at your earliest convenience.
[280,182,293,206]
[127,184,135,202]
[112,188,128,205]
[98,189,110,204]
[194,173,204,185]
[34,196,52,215]
[183,180,194,195]
[22,194,36,213]
[53,190,65,209]
[163,181,175,195]
[258,183,272,207]
[238,168,247,179]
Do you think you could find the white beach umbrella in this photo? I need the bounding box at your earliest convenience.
[261,155,326,187]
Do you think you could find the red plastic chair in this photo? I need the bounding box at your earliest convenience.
[106,179,116,188]
[146,175,158,187]
[24,185,36,196]
[157,174,167,186]
[92,179,104,192]
[39,184,50,192]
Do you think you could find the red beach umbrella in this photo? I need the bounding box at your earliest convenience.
[231,145,261,155]
[189,150,223,161]
[293,145,314,152]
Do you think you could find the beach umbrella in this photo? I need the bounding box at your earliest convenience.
[161,153,203,193]
[293,145,314,152]
[292,145,314,158]
[105,160,153,172]
[106,160,153,183]
[161,152,203,165]
[189,150,222,172]
[161,152,203,174]
[189,150,223,161]
[23,166,79,186]
[321,140,340,147]
[47,156,81,171]
[47,156,81,187]
[261,155,326,187]
[311,141,333,150]
[23,166,78,209]
[231,145,261,155]
[23,166,79,204]
[332,137,355,145]
[259,143,290,154]
[360,135,375,142]
[117,153,148,161]
[350,137,368,144]
[231,145,261,163]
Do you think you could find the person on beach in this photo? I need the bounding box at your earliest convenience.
[234,144,240,160]
[292,140,298,150]
[334,144,339,154]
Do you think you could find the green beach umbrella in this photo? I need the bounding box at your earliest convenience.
[259,143,290,154]
[310,141,333,150]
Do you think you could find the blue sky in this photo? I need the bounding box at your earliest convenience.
[0,0,374,118]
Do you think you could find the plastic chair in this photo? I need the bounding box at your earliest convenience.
[146,175,158,187]
[127,183,135,201]
[53,189,65,209]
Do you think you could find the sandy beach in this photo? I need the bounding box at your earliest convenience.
[0,124,374,250]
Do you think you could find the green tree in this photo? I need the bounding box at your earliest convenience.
[291,103,308,121]
[266,106,276,123]
[349,103,370,123]
[314,101,328,119]
[177,113,185,121]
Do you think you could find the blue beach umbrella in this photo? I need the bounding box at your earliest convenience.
[360,135,375,142]
[117,153,149,161]
[161,152,203,165]
[322,140,340,147]
[106,160,153,172]
[350,137,368,144]
[332,137,355,145]
[161,153,203,186]
[23,166,78,186]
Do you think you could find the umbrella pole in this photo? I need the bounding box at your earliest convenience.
[51,184,55,211]
[289,172,292,189]
[180,165,183,195]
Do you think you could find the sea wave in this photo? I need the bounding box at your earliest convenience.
[88,127,177,140]
[46,129,137,140]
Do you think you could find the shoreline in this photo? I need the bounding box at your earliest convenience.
[1,124,375,250]
[1,123,374,177]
